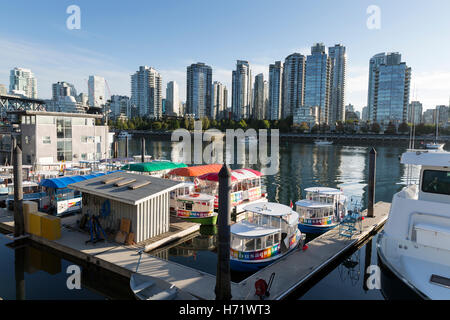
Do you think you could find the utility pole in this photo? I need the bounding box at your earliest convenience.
[215,164,232,300]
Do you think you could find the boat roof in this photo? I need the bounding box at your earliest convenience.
[177,193,215,201]
[243,202,292,216]
[401,150,450,167]
[121,161,187,172]
[295,199,334,208]
[168,164,223,177]
[198,168,262,182]
[304,187,343,195]
[39,171,119,189]
[231,220,279,238]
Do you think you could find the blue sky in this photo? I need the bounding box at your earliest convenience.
[1,0,449,111]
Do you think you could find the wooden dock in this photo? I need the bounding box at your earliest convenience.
[0,202,390,300]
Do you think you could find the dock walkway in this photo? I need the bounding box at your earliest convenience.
[0,202,390,300]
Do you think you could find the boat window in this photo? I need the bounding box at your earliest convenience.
[244,238,255,251]
[422,170,450,196]
[274,233,280,244]
[255,238,262,250]
[185,202,193,211]
[266,235,274,247]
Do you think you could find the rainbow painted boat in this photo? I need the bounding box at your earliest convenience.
[230,202,304,272]
[296,187,347,234]
[176,193,218,225]
[197,168,267,213]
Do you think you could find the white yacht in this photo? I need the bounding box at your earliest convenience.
[314,139,333,146]
[377,150,450,299]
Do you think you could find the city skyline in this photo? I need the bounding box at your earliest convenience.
[0,1,449,112]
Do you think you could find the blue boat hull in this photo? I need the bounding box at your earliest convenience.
[298,223,337,234]
[230,259,275,272]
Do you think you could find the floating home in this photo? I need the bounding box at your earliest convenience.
[68,172,183,243]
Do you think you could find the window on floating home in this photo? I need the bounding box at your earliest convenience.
[186,202,192,211]
[255,237,262,250]
[422,170,450,196]
[42,136,51,144]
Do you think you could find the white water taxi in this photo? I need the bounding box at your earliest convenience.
[230,202,304,272]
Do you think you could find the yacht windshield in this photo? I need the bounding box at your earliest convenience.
[422,170,450,195]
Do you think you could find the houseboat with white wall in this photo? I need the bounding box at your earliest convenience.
[176,193,217,225]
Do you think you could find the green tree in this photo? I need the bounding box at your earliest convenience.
[370,122,381,133]
[398,122,410,134]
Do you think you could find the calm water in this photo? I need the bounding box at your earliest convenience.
[1,139,446,300]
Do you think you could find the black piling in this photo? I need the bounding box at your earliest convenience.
[367,148,377,218]
[215,164,232,300]
[13,144,24,237]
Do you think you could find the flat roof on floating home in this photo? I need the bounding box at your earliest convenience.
[68,172,183,243]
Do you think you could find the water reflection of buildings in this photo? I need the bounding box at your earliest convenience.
[169,235,217,257]
[337,250,361,286]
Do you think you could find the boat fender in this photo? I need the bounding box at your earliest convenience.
[302,244,309,251]
[255,279,268,299]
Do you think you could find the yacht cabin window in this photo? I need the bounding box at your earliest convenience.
[422,170,450,196]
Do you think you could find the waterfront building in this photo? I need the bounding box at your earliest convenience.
[232,60,252,120]
[422,109,436,125]
[186,62,212,119]
[268,61,283,120]
[407,101,423,124]
[110,95,131,119]
[8,110,110,165]
[131,66,163,119]
[436,105,449,127]
[367,52,411,125]
[88,75,106,108]
[293,106,319,129]
[166,81,180,116]
[253,73,267,120]
[211,81,227,119]
[361,106,369,122]
[52,81,77,101]
[9,67,37,98]
[328,44,347,124]
[304,43,332,125]
[47,81,86,113]
[0,84,6,95]
[282,53,306,119]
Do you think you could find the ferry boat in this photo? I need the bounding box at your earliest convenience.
[167,164,222,182]
[230,202,304,272]
[121,161,187,178]
[196,168,267,212]
[377,150,450,299]
[296,187,347,234]
[314,139,333,146]
[175,193,217,225]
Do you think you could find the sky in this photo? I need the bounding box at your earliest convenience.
[0,0,449,112]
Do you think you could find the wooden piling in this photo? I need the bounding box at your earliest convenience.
[13,144,24,237]
[125,135,129,158]
[141,137,145,163]
[367,148,377,217]
[215,164,232,300]
[14,245,25,300]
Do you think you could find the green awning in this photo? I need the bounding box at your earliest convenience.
[121,161,187,173]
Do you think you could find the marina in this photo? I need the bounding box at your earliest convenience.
[0,138,448,300]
